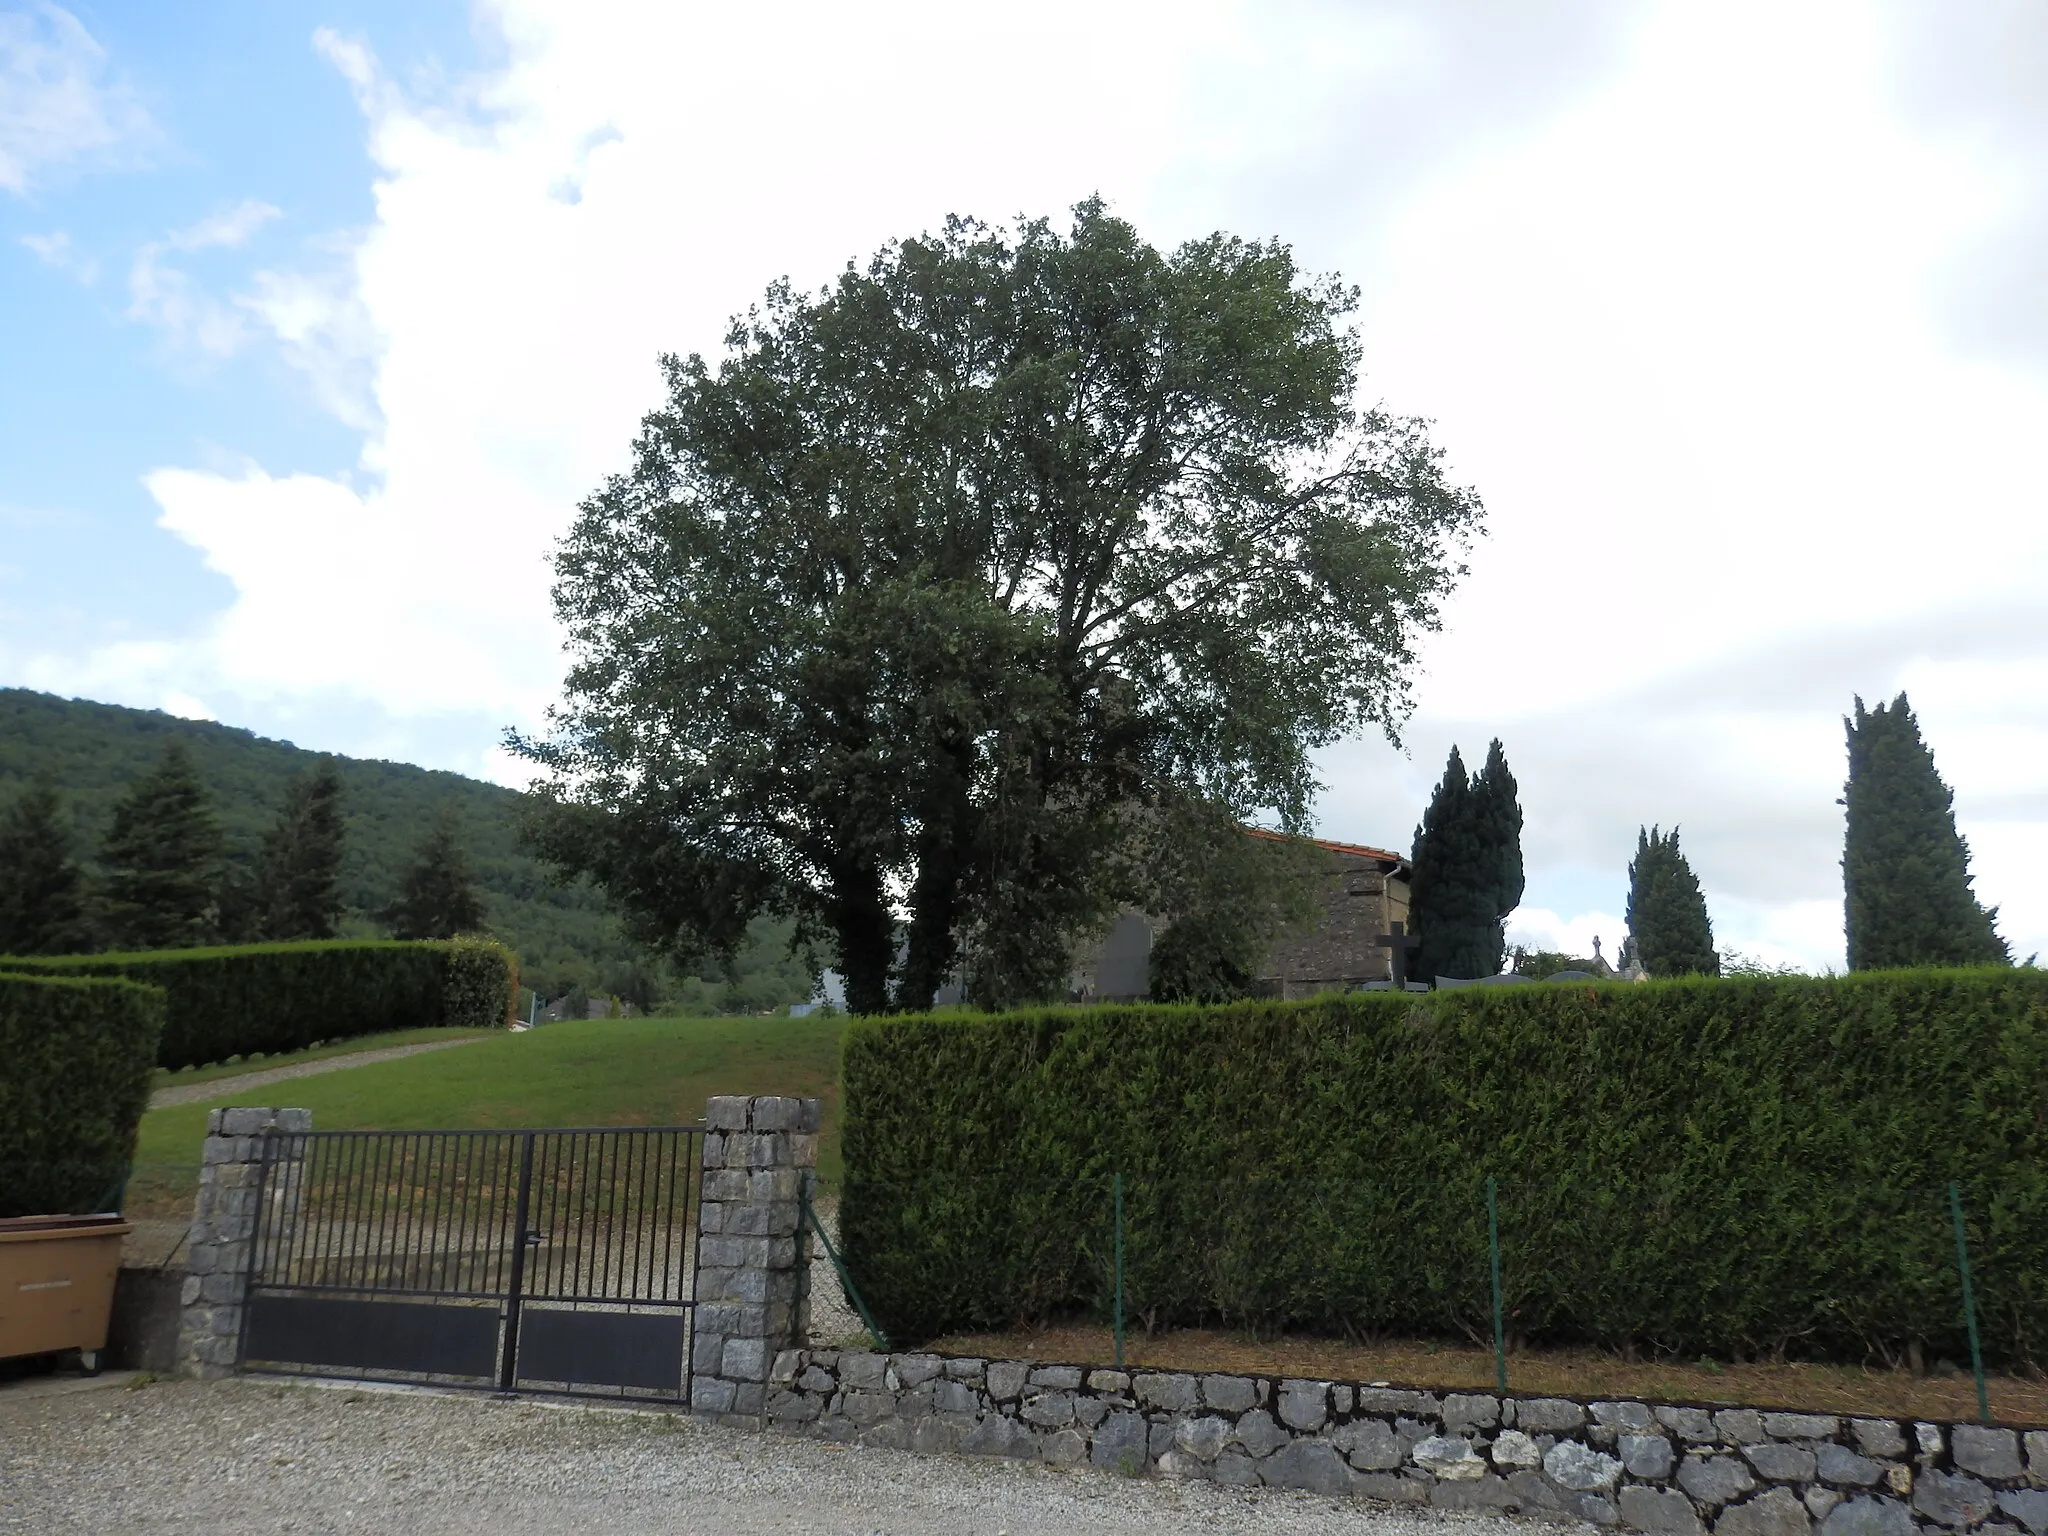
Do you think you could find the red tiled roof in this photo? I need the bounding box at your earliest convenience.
[1240,825,1408,868]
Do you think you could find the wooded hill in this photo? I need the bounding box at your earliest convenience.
[0,688,811,1010]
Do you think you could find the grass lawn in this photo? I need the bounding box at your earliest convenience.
[129,1015,847,1216]
[150,1027,497,1090]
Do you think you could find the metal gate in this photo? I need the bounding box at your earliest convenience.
[237,1127,703,1402]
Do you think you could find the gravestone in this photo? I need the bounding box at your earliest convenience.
[1373,921,1421,987]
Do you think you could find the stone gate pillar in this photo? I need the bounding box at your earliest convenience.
[691,1094,818,1424]
[176,1107,309,1379]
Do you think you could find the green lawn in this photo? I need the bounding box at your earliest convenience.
[150,1027,496,1090]
[129,1015,848,1215]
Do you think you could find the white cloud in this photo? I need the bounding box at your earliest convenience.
[33,0,2045,975]
[0,2,153,194]
[126,201,285,359]
[19,228,96,282]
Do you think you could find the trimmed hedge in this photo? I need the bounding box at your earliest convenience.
[0,971,164,1216]
[0,937,516,1070]
[840,969,2048,1367]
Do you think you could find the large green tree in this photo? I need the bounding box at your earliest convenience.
[252,766,347,940]
[98,740,224,950]
[1625,824,1717,976]
[1843,693,2007,969]
[1410,739,1522,981]
[384,809,486,940]
[0,781,90,954]
[519,201,1482,1014]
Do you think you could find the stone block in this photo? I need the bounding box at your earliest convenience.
[766,1389,819,1423]
[1213,1453,1261,1488]
[197,1271,244,1304]
[842,1391,894,1427]
[749,1098,799,1132]
[985,1362,1028,1401]
[1090,1410,1149,1474]
[770,1349,802,1385]
[891,1354,941,1389]
[1917,1424,1946,1461]
[838,1352,886,1389]
[1360,1388,1441,1417]
[1174,1416,1230,1462]
[912,1417,967,1456]
[1807,1489,1844,1521]
[691,1331,726,1374]
[1914,1470,1997,1529]
[705,1096,750,1131]
[859,1418,909,1451]
[1433,1475,1518,1511]
[1719,1488,1814,1536]
[1415,1435,1488,1480]
[1492,1430,1542,1470]
[1596,1402,1657,1432]
[1519,1398,1591,1434]
[702,1170,751,1202]
[1624,1434,1677,1479]
[934,1380,978,1415]
[1201,1374,1258,1413]
[1277,1379,1329,1432]
[1041,1428,1088,1467]
[1133,1372,1197,1412]
[1818,1445,1885,1487]
[1333,1386,1352,1414]
[1718,1411,1768,1445]
[1156,1450,1209,1481]
[1886,1465,1913,1498]
[2024,1432,2048,1483]
[1995,1490,2048,1534]
[1678,1455,1757,1506]
[1763,1414,1839,1442]
[693,1377,737,1414]
[220,1107,272,1136]
[1074,1396,1108,1430]
[1445,1393,1502,1432]
[1852,1421,1908,1460]
[943,1357,986,1381]
[1234,1409,1289,1458]
[1548,1439,1624,1492]
[1088,1370,1129,1394]
[1020,1391,1073,1428]
[1028,1365,1082,1390]
[1955,1428,2026,1482]
[721,1337,768,1382]
[1819,1496,1916,1536]
[179,1275,202,1307]
[788,1134,820,1168]
[746,1169,802,1202]
[1618,1485,1704,1536]
[1338,1418,1404,1471]
[1745,1444,1819,1482]
[1263,1441,1356,1496]
[1358,1471,1432,1505]
[963,1415,1038,1459]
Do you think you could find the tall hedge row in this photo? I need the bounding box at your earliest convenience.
[0,971,164,1217]
[0,937,515,1070]
[839,970,2048,1367]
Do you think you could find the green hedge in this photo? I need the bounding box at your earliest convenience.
[840,969,2048,1367]
[0,937,515,1070]
[0,971,164,1217]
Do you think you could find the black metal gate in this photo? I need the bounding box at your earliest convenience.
[237,1127,703,1402]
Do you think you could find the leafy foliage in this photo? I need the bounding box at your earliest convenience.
[841,970,2048,1366]
[0,971,163,1216]
[1844,693,2008,970]
[519,200,1482,1015]
[0,780,90,954]
[1146,816,1322,1004]
[1,939,513,1069]
[1626,825,1718,976]
[1411,739,1522,979]
[98,740,224,950]
[384,808,487,940]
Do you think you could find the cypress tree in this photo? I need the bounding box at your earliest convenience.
[1625,824,1718,976]
[1472,738,1525,923]
[385,809,486,940]
[1843,693,2007,969]
[99,740,224,951]
[0,780,90,955]
[254,766,347,940]
[1412,741,1525,981]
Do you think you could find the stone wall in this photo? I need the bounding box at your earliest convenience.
[762,1351,2048,1535]
[176,1106,308,1380]
[1259,848,1409,999]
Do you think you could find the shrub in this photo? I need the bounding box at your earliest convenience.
[840,969,2048,1367]
[0,938,516,1070]
[0,971,164,1216]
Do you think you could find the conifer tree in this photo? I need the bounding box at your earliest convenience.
[1843,693,2007,969]
[1411,740,1525,981]
[254,766,347,940]
[385,809,486,940]
[0,780,90,955]
[1473,738,1525,923]
[99,740,225,950]
[1625,825,1718,976]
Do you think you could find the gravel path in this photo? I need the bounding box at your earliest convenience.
[151,1038,487,1109]
[0,1377,1557,1536]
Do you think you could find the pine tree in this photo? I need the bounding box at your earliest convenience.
[253,766,347,940]
[1411,741,1525,982]
[385,809,486,940]
[99,740,225,951]
[1843,693,2007,969]
[1626,825,1718,976]
[0,780,90,955]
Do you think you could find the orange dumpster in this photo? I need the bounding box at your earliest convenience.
[0,1214,133,1373]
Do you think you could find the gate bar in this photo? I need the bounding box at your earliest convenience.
[498,1132,536,1393]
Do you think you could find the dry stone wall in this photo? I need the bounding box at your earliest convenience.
[761,1351,2048,1535]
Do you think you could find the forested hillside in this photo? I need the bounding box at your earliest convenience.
[0,689,813,1009]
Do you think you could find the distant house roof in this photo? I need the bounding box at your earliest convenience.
[1241,825,1410,876]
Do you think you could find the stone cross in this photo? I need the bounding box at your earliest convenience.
[1374,921,1422,988]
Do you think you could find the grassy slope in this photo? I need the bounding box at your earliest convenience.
[132,1016,849,1199]
[151,1028,497,1090]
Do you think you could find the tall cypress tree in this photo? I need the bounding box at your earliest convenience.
[1472,738,1525,925]
[1843,693,2007,969]
[1412,747,1493,980]
[1625,824,1717,976]
[254,766,347,940]
[99,739,224,951]
[385,809,486,940]
[0,780,90,955]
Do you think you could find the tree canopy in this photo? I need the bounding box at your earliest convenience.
[98,741,224,950]
[253,767,347,941]
[519,200,1483,1014]
[0,781,89,955]
[1625,824,1717,977]
[384,809,487,941]
[1410,739,1522,980]
[1842,693,2007,969]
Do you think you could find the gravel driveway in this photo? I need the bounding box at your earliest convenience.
[0,1377,1558,1536]
[150,1038,486,1109]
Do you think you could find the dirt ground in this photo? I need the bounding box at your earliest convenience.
[925,1323,2048,1427]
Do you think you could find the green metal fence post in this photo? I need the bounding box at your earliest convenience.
[1113,1171,1125,1372]
[1486,1175,1506,1394]
[1948,1182,1989,1423]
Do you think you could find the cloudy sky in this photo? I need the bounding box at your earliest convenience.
[4,0,2043,971]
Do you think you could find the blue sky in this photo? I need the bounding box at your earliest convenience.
[4,0,2046,971]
